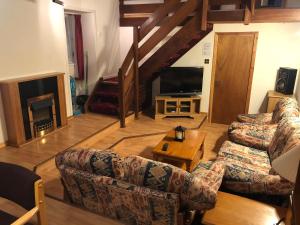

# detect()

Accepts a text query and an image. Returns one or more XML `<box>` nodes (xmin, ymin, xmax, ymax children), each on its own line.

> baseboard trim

<box><xmin>0</xmin><ymin>142</ymin><xmax>7</xmax><ymax>149</ymax></box>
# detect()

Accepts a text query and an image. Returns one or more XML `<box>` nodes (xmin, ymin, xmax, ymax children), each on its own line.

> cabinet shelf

<box><xmin>155</xmin><ymin>96</ymin><xmax>201</xmax><ymax>120</ymax></box>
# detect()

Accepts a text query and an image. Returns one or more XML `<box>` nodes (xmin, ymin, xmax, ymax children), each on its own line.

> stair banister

<box><xmin>201</xmin><ymin>0</ymin><xmax>209</xmax><ymax>30</ymax></box>
<box><xmin>133</xmin><ymin>26</ymin><xmax>140</xmax><ymax>119</ymax></box>
<box><xmin>139</xmin><ymin>0</ymin><xmax>201</xmax><ymax>61</ymax></box>
<box><xmin>139</xmin><ymin>0</ymin><xmax>182</xmax><ymax>41</ymax></box>
<box><xmin>118</xmin><ymin>68</ymin><xmax>126</xmax><ymax>128</ymax></box>
<box><xmin>118</xmin><ymin>0</ymin><xmax>212</xmax><ymax>125</ymax></box>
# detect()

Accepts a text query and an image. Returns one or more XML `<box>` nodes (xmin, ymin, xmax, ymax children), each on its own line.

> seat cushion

<box><xmin>218</xmin><ymin>141</ymin><xmax>293</xmax><ymax>195</ymax></box>
<box><xmin>219</xmin><ymin>141</ymin><xmax>271</xmax><ymax>169</ymax></box>
<box><xmin>237</xmin><ymin>113</ymin><xmax>272</xmax><ymax>124</ymax></box>
<box><xmin>121</xmin><ymin>155</ymin><xmax>225</xmax><ymax>210</ymax></box>
<box><xmin>228</xmin><ymin>123</ymin><xmax>277</xmax><ymax>150</ymax></box>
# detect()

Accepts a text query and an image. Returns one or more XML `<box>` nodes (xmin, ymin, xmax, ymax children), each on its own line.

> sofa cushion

<box><xmin>219</xmin><ymin>141</ymin><xmax>271</xmax><ymax>169</ymax></box>
<box><xmin>59</xmin><ymin>166</ymin><xmax>180</xmax><ymax>225</ymax></box>
<box><xmin>237</xmin><ymin>113</ymin><xmax>272</xmax><ymax>124</ymax></box>
<box><xmin>228</xmin><ymin>123</ymin><xmax>277</xmax><ymax>150</ymax></box>
<box><xmin>218</xmin><ymin>141</ymin><xmax>294</xmax><ymax>195</ymax></box>
<box><xmin>56</xmin><ymin>148</ymin><xmax>121</xmax><ymax>178</ymax></box>
<box><xmin>268</xmin><ymin>117</ymin><xmax>300</xmax><ymax>162</ymax></box>
<box><xmin>121</xmin><ymin>155</ymin><xmax>187</xmax><ymax>193</ymax></box>
<box><xmin>272</xmin><ymin>97</ymin><xmax>299</xmax><ymax>123</ymax></box>
<box><xmin>121</xmin><ymin>155</ymin><xmax>225</xmax><ymax>210</ymax></box>
<box><xmin>228</xmin><ymin>121</ymin><xmax>277</xmax><ymax>132</ymax></box>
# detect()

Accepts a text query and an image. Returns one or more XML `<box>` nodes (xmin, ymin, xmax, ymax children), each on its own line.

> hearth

<box><xmin>27</xmin><ymin>93</ymin><xmax>57</xmax><ymax>138</ymax></box>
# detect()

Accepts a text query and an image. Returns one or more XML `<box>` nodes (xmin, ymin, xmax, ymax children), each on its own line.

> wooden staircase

<box><xmin>86</xmin><ymin>77</ymin><xmax>120</xmax><ymax>115</ymax></box>
<box><xmin>87</xmin><ymin>0</ymin><xmax>300</xmax><ymax>127</ymax></box>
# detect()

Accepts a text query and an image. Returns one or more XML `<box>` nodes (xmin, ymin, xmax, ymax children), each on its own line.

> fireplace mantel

<box><xmin>0</xmin><ymin>72</ymin><xmax>67</xmax><ymax>147</ymax></box>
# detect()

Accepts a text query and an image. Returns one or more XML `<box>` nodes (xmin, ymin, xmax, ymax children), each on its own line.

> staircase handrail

<box><xmin>138</xmin><ymin>0</ymin><xmax>202</xmax><ymax>61</ymax></box>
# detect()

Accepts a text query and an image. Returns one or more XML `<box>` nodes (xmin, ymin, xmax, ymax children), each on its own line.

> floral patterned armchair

<box><xmin>237</xmin><ymin>97</ymin><xmax>299</xmax><ymax>125</ymax></box>
<box><xmin>229</xmin><ymin>97</ymin><xmax>299</xmax><ymax>150</ymax></box>
<box><xmin>217</xmin><ymin>117</ymin><xmax>300</xmax><ymax>196</ymax></box>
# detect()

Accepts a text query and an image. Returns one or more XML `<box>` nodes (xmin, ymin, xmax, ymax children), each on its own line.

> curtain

<box><xmin>65</xmin><ymin>15</ymin><xmax>78</xmax><ymax>78</ymax></box>
<box><xmin>75</xmin><ymin>15</ymin><xmax>84</xmax><ymax>80</ymax></box>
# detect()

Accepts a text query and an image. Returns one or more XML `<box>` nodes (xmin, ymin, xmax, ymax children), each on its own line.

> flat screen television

<box><xmin>159</xmin><ymin>67</ymin><xmax>203</xmax><ymax>96</ymax></box>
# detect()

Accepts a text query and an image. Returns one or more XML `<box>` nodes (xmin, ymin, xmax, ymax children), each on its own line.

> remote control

<box><xmin>162</xmin><ymin>143</ymin><xmax>169</xmax><ymax>151</ymax></box>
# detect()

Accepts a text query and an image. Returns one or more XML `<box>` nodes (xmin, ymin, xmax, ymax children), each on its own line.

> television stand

<box><xmin>155</xmin><ymin>95</ymin><xmax>201</xmax><ymax>120</ymax></box>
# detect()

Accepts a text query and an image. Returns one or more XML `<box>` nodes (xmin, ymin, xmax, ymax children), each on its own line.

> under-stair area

<box><xmin>85</xmin><ymin>0</ymin><xmax>300</xmax><ymax>127</ymax></box>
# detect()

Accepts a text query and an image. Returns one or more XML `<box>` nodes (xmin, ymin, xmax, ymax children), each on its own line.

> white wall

<box><xmin>76</xmin><ymin>13</ymin><xmax>97</xmax><ymax>95</ymax></box>
<box><xmin>120</xmin><ymin>22</ymin><xmax>300</xmax><ymax>114</ymax></box>
<box><xmin>174</xmin><ymin>23</ymin><xmax>300</xmax><ymax>113</ymax></box>
<box><xmin>120</xmin><ymin>27</ymin><xmax>133</xmax><ymax>63</ymax></box>
<box><xmin>0</xmin><ymin>0</ymin><xmax>121</xmax><ymax>145</ymax></box>
<box><xmin>64</xmin><ymin>0</ymin><xmax>121</xmax><ymax>88</ymax></box>
<box><xmin>0</xmin><ymin>0</ymin><xmax>71</xmax><ymax>144</ymax></box>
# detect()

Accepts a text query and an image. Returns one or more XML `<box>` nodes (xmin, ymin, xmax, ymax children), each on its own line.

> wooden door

<box><xmin>210</xmin><ymin>32</ymin><xmax>257</xmax><ymax>124</ymax></box>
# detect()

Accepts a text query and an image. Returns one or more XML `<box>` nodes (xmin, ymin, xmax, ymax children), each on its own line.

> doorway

<box><xmin>64</xmin><ymin>9</ymin><xmax>97</xmax><ymax>114</ymax></box>
<box><xmin>209</xmin><ymin>32</ymin><xmax>258</xmax><ymax>124</ymax></box>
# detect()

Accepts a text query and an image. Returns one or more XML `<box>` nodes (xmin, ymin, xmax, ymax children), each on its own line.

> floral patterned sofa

<box><xmin>228</xmin><ymin>97</ymin><xmax>300</xmax><ymax>150</ymax></box>
<box><xmin>217</xmin><ymin>117</ymin><xmax>300</xmax><ymax>195</ymax></box>
<box><xmin>55</xmin><ymin>149</ymin><xmax>225</xmax><ymax>225</ymax></box>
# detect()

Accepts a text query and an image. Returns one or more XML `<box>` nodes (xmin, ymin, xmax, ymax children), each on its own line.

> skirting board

<box><xmin>0</xmin><ymin>142</ymin><xmax>7</xmax><ymax>149</ymax></box>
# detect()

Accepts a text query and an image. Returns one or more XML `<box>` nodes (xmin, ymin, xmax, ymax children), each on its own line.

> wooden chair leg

<box><xmin>34</xmin><ymin>180</ymin><xmax>48</xmax><ymax>225</ymax></box>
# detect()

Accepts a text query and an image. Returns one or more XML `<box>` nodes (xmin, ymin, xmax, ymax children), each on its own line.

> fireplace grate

<box><xmin>34</xmin><ymin>118</ymin><xmax>54</xmax><ymax>137</ymax></box>
<box><xmin>27</xmin><ymin>93</ymin><xmax>57</xmax><ymax>138</ymax></box>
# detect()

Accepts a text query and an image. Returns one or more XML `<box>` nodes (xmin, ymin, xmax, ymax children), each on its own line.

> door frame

<box><xmin>208</xmin><ymin>32</ymin><xmax>258</xmax><ymax>123</ymax></box>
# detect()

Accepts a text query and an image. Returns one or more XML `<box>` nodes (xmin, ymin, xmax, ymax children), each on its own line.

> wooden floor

<box><xmin>0</xmin><ymin>113</ymin><xmax>118</xmax><ymax>170</ymax></box>
<box><xmin>36</xmin><ymin>114</ymin><xmax>228</xmax><ymax>201</ymax></box>
<box><xmin>0</xmin><ymin>113</ymin><xmax>229</xmax><ymax>225</ymax></box>
<box><xmin>0</xmin><ymin>197</ymin><xmax>123</xmax><ymax>225</ymax></box>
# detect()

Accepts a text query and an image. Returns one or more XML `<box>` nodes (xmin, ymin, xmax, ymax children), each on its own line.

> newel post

<box><xmin>201</xmin><ymin>0</ymin><xmax>208</xmax><ymax>31</ymax></box>
<box><xmin>133</xmin><ymin>26</ymin><xmax>140</xmax><ymax>119</ymax></box>
<box><xmin>118</xmin><ymin>68</ymin><xmax>126</xmax><ymax>128</ymax></box>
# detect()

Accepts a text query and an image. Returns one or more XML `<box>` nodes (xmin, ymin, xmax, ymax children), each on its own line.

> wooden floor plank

<box><xmin>0</xmin><ymin>113</ymin><xmax>118</xmax><ymax>170</ymax></box>
<box><xmin>0</xmin><ymin>197</ymin><xmax>123</xmax><ymax>225</ymax></box>
<box><xmin>0</xmin><ymin>113</ymin><xmax>229</xmax><ymax>225</ymax></box>
<box><xmin>37</xmin><ymin>114</ymin><xmax>229</xmax><ymax>201</ymax></box>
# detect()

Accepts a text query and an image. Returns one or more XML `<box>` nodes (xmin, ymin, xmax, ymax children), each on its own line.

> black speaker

<box><xmin>275</xmin><ymin>67</ymin><xmax>298</xmax><ymax>95</ymax></box>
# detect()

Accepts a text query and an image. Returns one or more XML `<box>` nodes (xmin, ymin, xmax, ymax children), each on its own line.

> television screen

<box><xmin>159</xmin><ymin>67</ymin><xmax>203</xmax><ymax>96</ymax></box>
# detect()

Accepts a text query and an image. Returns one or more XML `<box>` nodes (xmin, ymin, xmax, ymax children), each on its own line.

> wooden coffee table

<box><xmin>152</xmin><ymin>129</ymin><xmax>206</xmax><ymax>172</ymax></box>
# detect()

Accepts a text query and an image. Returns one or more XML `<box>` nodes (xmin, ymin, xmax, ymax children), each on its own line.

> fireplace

<box><xmin>0</xmin><ymin>72</ymin><xmax>67</xmax><ymax>147</ymax></box>
<box><xmin>27</xmin><ymin>93</ymin><xmax>57</xmax><ymax>138</ymax></box>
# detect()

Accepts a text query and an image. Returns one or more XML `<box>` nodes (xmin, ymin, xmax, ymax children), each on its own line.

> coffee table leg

<box><xmin>186</xmin><ymin>161</ymin><xmax>192</xmax><ymax>172</ymax></box>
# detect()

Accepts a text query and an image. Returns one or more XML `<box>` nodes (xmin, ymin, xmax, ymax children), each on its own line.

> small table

<box><xmin>202</xmin><ymin>191</ymin><xmax>287</xmax><ymax>225</ymax></box>
<box><xmin>267</xmin><ymin>90</ymin><xmax>294</xmax><ymax>113</ymax></box>
<box><xmin>152</xmin><ymin>129</ymin><xmax>206</xmax><ymax>172</ymax></box>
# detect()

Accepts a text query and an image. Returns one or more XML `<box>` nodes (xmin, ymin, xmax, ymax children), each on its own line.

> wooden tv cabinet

<box><xmin>155</xmin><ymin>95</ymin><xmax>201</xmax><ymax>120</ymax></box>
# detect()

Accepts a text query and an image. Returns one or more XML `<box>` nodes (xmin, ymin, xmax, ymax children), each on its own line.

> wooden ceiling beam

<box><xmin>210</xmin><ymin>0</ymin><xmax>242</xmax><ymax>6</ymax></box>
<box><xmin>208</xmin><ymin>8</ymin><xmax>300</xmax><ymax>23</ymax></box>
<box><xmin>121</xmin><ymin>8</ymin><xmax>300</xmax><ymax>26</ymax></box>
<box><xmin>251</xmin><ymin>8</ymin><xmax>300</xmax><ymax>23</ymax></box>
<box><xmin>207</xmin><ymin>9</ymin><xmax>245</xmax><ymax>23</ymax></box>
<box><xmin>120</xmin><ymin>4</ymin><xmax>165</xmax><ymax>14</ymax></box>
